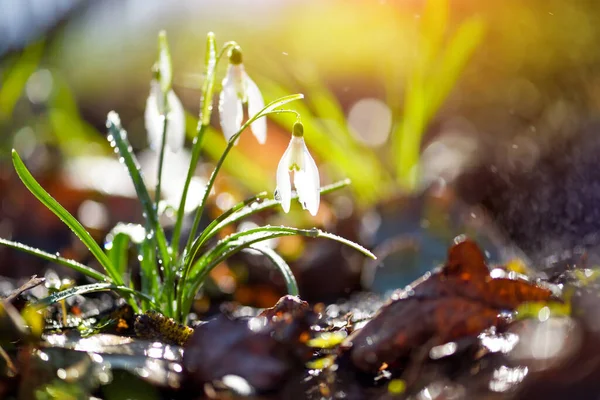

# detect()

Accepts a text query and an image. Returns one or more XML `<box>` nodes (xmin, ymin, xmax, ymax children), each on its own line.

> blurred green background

<box><xmin>3</xmin><ymin>0</ymin><xmax>600</xmax><ymax>205</ymax></box>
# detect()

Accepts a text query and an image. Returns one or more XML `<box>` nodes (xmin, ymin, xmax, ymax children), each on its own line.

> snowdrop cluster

<box><xmin>145</xmin><ymin>44</ymin><xmax>321</xmax><ymax>216</ymax></box>
<box><xmin>1</xmin><ymin>31</ymin><xmax>376</xmax><ymax>324</ymax></box>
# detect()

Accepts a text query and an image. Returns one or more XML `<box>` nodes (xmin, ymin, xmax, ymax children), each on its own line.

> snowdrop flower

<box><xmin>145</xmin><ymin>80</ymin><xmax>185</xmax><ymax>152</ymax></box>
<box><xmin>276</xmin><ymin>122</ymin><xmax>320</xmax><ymax>216</ymax></box>
<box><xmin>218</xmin><ymin>46</ymin><xmax>266</xmax><ymax>144</ymax></box>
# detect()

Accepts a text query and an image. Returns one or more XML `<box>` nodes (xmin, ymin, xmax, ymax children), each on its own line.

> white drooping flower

<box><xmin>218</xmin><ymin>46</ymin><xmax>266</xmax><ymax>144</ymax></box>
<box><xmin>276</xmin><ymin>122</ymin><xmax>320</xmax><ymax>216</ymax></box>
<box><xmin>145</xmin><ymin>80</ymin><xmax>185</xmax><ymax>152</ymax></box>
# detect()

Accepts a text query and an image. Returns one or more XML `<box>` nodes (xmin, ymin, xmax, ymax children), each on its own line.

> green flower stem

<box><xmin>170</xmin><ymin>123</ymin><xmax>206</xmax><ymax>256</ymax></box>
<box><xmin>154</xmin><ymin>92</ymin><xmax>169</xmax><ymax>205</ymax></box>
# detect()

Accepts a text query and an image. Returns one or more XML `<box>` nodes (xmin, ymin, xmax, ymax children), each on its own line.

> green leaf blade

<box><xmin>34</xmin><ymin>283</ymin><xmax>157</xmax><ymax>309</ymax></box>
<box><xmin>106</xmin><ymin>112</ymin><xmax>171</xmax><ymax>269</ymax></box>
<box><xmin>204</xmin><ymin>179</ymin><xmax>352</xmax><ymax>244</ymax></box>
<box><xmin>180</xmin><ymin>224</ymin><xmax>374</xmax><ymax>317</ymax></box>
<box><xmin>246</xmin><ymin>244</ymin><xmax>299</xmax><ymax>296</ymax></box>
<box><xmin>11</xmin><ymin>150</ymin><xmax>120</xmax><ymax>284</ymax></box>
<box><xmin>0</xmin><ymin>237</ymin><xmax>108</xmax><ymax>282</ymax></box>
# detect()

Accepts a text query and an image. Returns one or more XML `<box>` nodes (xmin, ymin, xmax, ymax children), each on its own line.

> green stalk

<box><xmin>170</xmin><ymin>124</ymin><xmax>205</xmax><ymax>256</ymax></box>
<box><xmin>154</xmin><ymin>93</ymin><xmax>169</xmax><ymax>205</ymax></box>
<box><xmin>171</xmin><ymin>33</ymin><xmax>219</xmax><ymax>257</ymax></box>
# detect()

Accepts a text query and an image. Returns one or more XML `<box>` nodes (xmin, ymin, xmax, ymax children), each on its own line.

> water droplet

<box><xmin>308</xmin><ymin>228</ymin><xmax>320</xmax><ymax>237</ymax></box>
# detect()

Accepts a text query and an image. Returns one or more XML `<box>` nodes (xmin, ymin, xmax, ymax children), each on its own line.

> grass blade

<box><xmin>106</xmin><ymin>112</ymin><xmax>171</xmax><ymax>270</ymax></box>
<box><xmin>184</xmin><ymin>192</ymin><xmax>268</xmax><ymax>265</ymax></box>
<box><xmin>11</xmin><ymin>150</ymin><xmax>120</xmax><ymax>284</ymax></box>
<box><xmin>429</xmin><ymin>17</ymin><xmax>485</xmax><ymax>116</ymax></box>
<box><xmin>105</xmin><ymin>232</ymin><xmax>129</xmax><ymax>280</ymax></box>
<box><xmin>180</xmin><ymin>225</ymin><xmax>375</xmax><ymax>317</ymax></box>
<box><xmin>245</xmin><ymin>244</ymin><xmax>298</xmax><ymax>296</ymax></box>
<box><xmin>139</xmin><ymin>236</ymin><xmax>160</xmax><ymax>309</ymax></box>
<box><xmin>0</xmin><ymin>237</ymin><xmax>108</xmax><ymax>282</ymax></box>
<box><xmin>34</xmin><ymin>283</ymin><xmax>157</xmax><ymax>309</ymax></box>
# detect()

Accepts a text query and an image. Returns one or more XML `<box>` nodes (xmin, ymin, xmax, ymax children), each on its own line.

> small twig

<box><xmin>0</xmin><ymin>345</ymin><xmax>17</xmax><ymax>376</ymax></box>
<box><xmin>4</xmin><ymin>275</ymin><xmax>45</xmax><ymax>303</ymax></box>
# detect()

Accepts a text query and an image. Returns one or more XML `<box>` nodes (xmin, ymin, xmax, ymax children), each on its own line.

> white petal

<box><xmin>288</xmin><ymin>136</ymin><xmax>305</xmax><ymax>167</ymax></box>
<box><xmin>276</xmin><ymin>145</ymin><xmax>293</xmax><ymax>213</ymax></box>
<box><xmin>144</xmin><ymin>86</ymin><xmax>163</xmax><ymax>150</ymax></box>
<box><xmin>219</xmin><ymin>71</ymin><xmax>243</xmax><ymax>143</ymax></box>
<box><xmin>158</xmin><ymin>48</ymin><xmax>172</xmax><ymax>93</ymax></box>
<box><xmin>295</xmin><ymin>142</ymin><xmax>320</xmax><ymax>216</ymax></box>
<box><xmin>245</xmin><ymin>74</ymin><xmax>266</xmax><ymax>144</ymax></box>
<box><xmin>165</xmin><ymin>90</ymin><xmax>185</xmax><ymax>151</ymax></box>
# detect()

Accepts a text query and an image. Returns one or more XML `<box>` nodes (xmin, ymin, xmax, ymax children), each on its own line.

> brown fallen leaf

<box><xmin>258</xmin><ymin>295</ymin><xmax>310</xmax><ymax>320</ymax></box>
<box><xmin>183</xmin><ymin>296</ymin><xmax>316</xmax><ymax>393</ymax></box>
<box><xmin>344</xmin><ymin>237</ymin><xmax>554</xmax><ymax>372</ymax></box>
